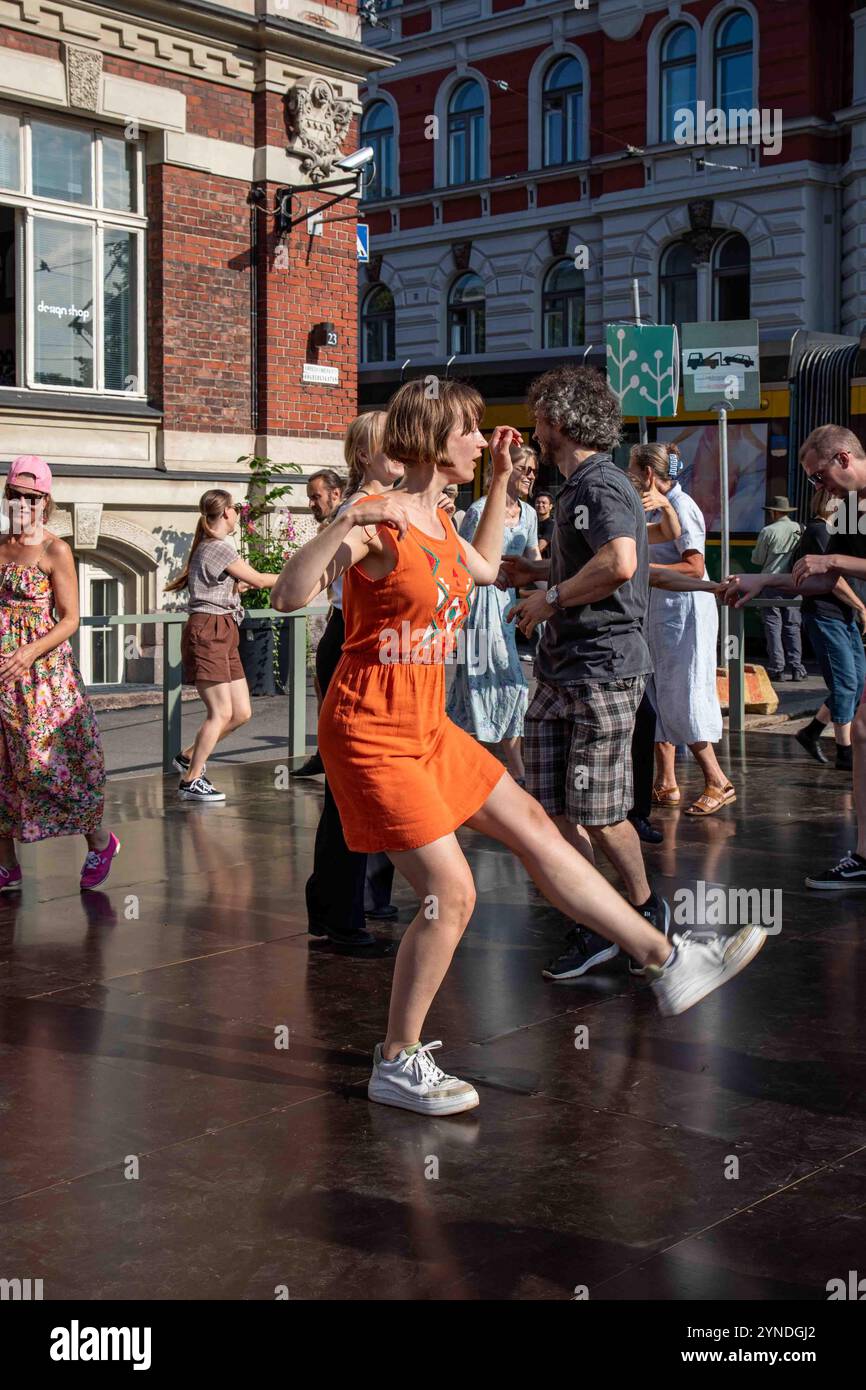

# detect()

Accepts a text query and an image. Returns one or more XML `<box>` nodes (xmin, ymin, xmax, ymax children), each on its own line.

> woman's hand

<box><xmin>488</xmin><ymin>425</ymin><xmax>522</xmax><ymax>481</ymax></box>
<box><xmin>0</xmin><ymin>644</ymin><xmax>37</xmax><ymax>683</ymax></box>
<box><xmin>719</xmin><ymin>573</ymin><xmax>767</xmax><ymax>608</ymax></box>
<box><xmin>348</xmin><ymin>494</ymin><xmax>413</xmax><ymax>540</ymax></box>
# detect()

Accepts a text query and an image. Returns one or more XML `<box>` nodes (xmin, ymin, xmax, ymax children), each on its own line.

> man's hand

<box><xmin>719</xmin><ymin>573</ymin><xmax>767</xmax><ymax>608</ymax></box>
<box><xmin>500</xmin><ymin>555</ymin><xmax>547</xmax><ymax>588</ymax></box>
<box><xmin>792</xmin><ymin>552</ymin><xmax>838</xmax><ymax>586</ymax></box>
<box><xmin>0</xmin><ymin>645</ymin><xmax>37</xmax><ymax>683</ymax></box>
<box><xmin>507</xmin><ymin>588</ymin><xmax>554</xmax><ymax>636</ymax></box>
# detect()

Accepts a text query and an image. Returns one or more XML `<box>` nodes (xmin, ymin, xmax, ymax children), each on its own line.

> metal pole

<box><xmin>287</xmin><ymin>614</ymin><xmax>308</xmax><ymax>762</ymax></box>
<box><xmin>719</xmin><ymin>405</ymin><xmax>731</xmax><ymax>656</ymax></box>
<box><xmin>729</xmin><ymin>604</ymin><xmax>745</xmax><ymax>735</ymax></box>
<box><xmin>632</xmin><ymin>277</ymin><xmax>648</xmax><ymax>445</ymax></box>
<box><xmin>162</xmin><ymin>618</ymin><xmax>183</xmax><ymax>774</ymax></box>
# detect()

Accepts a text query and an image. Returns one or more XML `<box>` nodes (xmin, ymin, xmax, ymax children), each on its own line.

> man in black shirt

<box><xmin>504</xmin><ymin>367</ymin><xmax>667</xmax><ymax>980</ymax></box>
<box><xmin>534</xmin><ymin>492</ymin><xmax>555</xmax><ymax>554</ymax></box>
<box><xmin>724</xmin><ymin>424</ymin><xmax>866</xmax><ymax>889</ymax></box>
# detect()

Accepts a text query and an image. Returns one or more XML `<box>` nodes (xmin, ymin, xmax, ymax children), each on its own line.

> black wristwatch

<box><xmin>546</xmin><ymin>585</ymin><xmax>565</xmax><ymax>613</ymax></box>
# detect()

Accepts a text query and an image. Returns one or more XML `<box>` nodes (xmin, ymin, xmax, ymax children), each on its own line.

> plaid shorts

<box><xmin>524</xmin><ymin>675</ymin><xmax>646</xmax><ymax>827</ymax></box>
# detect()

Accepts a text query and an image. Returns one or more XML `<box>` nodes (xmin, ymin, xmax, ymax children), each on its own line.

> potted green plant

<box><xmin>236</xmin><ymin>453</ymin><xmax>301</xmax><ymax>696</ymax></box>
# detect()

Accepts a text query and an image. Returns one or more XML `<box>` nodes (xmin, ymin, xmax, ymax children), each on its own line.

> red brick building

<box><xmin>0</xmin><ymin>0</ymin><xmax>386</xmax><ymax>682</ymax></box>
<box><xmin>358</xmin><ymin>0</ymin><xmax>866</xmax><ymax>526</ymax></box>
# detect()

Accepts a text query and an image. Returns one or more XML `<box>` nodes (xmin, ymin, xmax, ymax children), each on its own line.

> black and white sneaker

<box><xmin>542</xmin><ymin>926</ymin><xmax>619</xmax><ymax>981</ymax></box>
<box><xmin>178</xmin><ymin>776</ymin><xmax>225</xmax><ymax>803</ymax></box>
<box><xmin>173</xmin><ymin>751</ymin><xmax>208</xmax><ymax>777</ymax></box>
<box><xmin>805</xmin><ymin>852</ymin><xmax>866</xmax><ymax>890</ymax></box>
<box><xmin>629</xmin><ymin>894</ymin><xmax>672</xmax><ymax>976</ymax></box>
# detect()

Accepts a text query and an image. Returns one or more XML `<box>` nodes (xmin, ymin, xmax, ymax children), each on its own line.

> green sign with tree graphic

<box><xmin>605</xmin><ymin>324</ymin><xmax>680</xmax><ymax>418</ymax></box>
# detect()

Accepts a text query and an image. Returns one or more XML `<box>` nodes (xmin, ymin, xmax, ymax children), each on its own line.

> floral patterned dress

<box><xmin>0</xmin><ymin>560</ymin><xmax>105</xmax><ymax>842</ymax></box>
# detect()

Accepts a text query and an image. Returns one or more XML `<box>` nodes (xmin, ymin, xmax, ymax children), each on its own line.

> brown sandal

<box><xmin>652</xmin><ymin>784</ymin><xmax>681</xmax><ymax>807</ymax></box>
<box><xmin>684</xmin><ymin>783</ymin><xmax>737</xmax><ymax>817</ymax></box>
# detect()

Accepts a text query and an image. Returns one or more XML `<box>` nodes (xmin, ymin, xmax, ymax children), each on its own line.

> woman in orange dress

<box><xmin>272</xmin><ymin>380</ymin><xmax>764</xmax><ymax>1117</ymax></box>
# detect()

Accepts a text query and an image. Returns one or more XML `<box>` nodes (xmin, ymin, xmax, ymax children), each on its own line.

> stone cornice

<box><xmin>0</xmin><ymin>0</ymin><xmax>395</xmax><ymax>90</ymax></box>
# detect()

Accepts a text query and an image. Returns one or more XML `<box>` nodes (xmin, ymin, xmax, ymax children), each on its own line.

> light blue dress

<box><xmin>446</xmin><ymin>498</ymin><xmax>538</xmax><ymax>741</ymax></box>
<box><xmin>646</xmin><ymin>482</ymin><xmax>722</xmax><ymax>744</ymax></box>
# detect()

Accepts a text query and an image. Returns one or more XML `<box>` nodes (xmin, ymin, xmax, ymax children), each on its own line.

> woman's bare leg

<box><xmin>188</xmin><ymin>681</ymin><xmax>232</xmax><ymax>781</ymax></box>
<box><xmin>654</xmin><ymin>742</ymin><xmax>678</xmax><ymax>792</ymax></box>
<box><xmin>689</xmin><ymin>741</ymin><xmax>729</xmax><ymax>789</ymax></box>
<box><xmin>383</xmin><ymin>833</ymin><xmax>476</xmax><ymax>1059</ymax></box>
<box><xmin>465</xmin><ymin>774</ymin><xmax>671</xmax><ymax>965</ymax></box>
<box><xmin>498</xmin><ymin>735</ymin><xmax>525</xmax><ymax>780</ymax></box>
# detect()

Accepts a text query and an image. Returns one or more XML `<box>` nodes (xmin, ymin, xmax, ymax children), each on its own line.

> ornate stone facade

<box><xmin>64</xmin><ymin>42</ymin><xmax>101</xmax><ymax>111</ymax></box>
<box><xmin>286</xmin><ymin>78</ymin><xmax>354</xmax><ymax>179</ymax></box>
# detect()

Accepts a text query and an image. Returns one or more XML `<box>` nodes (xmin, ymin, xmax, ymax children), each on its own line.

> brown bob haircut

<box><xmin>384</xmin><ymin>378</ymin><xmax>484</xmax><ymax>468</ymax></box>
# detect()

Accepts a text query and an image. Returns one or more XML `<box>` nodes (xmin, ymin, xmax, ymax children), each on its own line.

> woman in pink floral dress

<box><xmin>0</xmin><ymin>455</ymin><xmax>118</xmax><ymax>891</ymax></box>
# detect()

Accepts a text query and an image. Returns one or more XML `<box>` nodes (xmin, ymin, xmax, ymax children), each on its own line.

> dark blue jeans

<box><xmin>803</xmin><ymin>613</ymin><xmax>866</xmax><ymax>725</ymax></box>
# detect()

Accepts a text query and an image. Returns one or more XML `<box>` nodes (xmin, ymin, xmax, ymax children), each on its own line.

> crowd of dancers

<box><xmin>2</xmin><ymin>370</ymin><xmax>866</xmax><ymax>1114</ymax></box>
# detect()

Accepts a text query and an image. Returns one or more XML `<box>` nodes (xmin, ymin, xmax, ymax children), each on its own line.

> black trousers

<box><xmin>630</xmin><ymin>691</ymin><xmax>656</xmax><ymax>822</ymax></box>
<box><xmin>305</xmin><ymin>609</ymin><xmax>393</xmax><ymax>935</ymax></box>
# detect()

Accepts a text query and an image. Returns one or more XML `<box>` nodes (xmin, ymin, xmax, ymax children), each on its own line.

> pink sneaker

<box><xmin>80</xmin><ymin>832</ymin><xmax>120</xmax><ymax>891</ymax></box>
<box><xmin>0</xmin><ymin>863</ymin><xmax>22</xmax><ymax>892</ymax></box>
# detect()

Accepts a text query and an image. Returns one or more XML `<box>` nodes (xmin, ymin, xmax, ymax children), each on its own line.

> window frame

<box><xmin>659</xmin><ymin>22</ymin><xmax>698</xmax><ymax>143</ymax></box>
<box><xmin>360</xmin><ymin>100</ymin><xmax>396</xmax><ymax>203</ymax></box>
<box><xmin>713</xmin><ymin>8</ymin><xmax>755</xmax><ymax>116</ymax></box>
<box><xmin>541</xmin><ymin>56</ymin><xmax>584</xmax><ymax>169</ymax></box>
<box><xmin>0</xmin><ymin>102</ymin><xmax>146</xmax><ymax>399</ymax></box>
<box><xmin>361</xmin><ymin>283</ymin><xmax>396</xmax><ymax>364</ymax></box>
<box><xmin>447</xmin><ymin>271</ymin><xmax>486</xmax><ymax>357</ymax></box>
<box><xmin>711</xmin><ymin>231</ymin><xmax>751</xmax><ymax>321</ymax></box>
<box><xmin>541</xmin><ymin>259</ymin><xmax>586</xmax><ymax>349</ymax></box>
<box><xmin>447</xmin><ymin>80</ymin><xmax>487</xmax><ymax>186</ymax></box>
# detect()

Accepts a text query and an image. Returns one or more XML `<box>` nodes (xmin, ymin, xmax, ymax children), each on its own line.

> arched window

<box><xmin>713</xmin><ymin>233</ymin><xmax>750</xmax><ymax>320</ymax></box>
<box><xmin>447</xmin><ymin>80</ymin><xmax>486</xmax><ymax>185</ymax></box>
<box><xmin>715</xmin><ymin>10</ymin><xmax>754</xmax><ymax>118</ymax></box>
<box><xmin>360</xmin><ymin>101</ymin><xmax>395</xmax><ymax>201</ymax></box>
<box><xmin>660</xmin><ymin>24</ymin><xmax>697</xmax><ymax>142</ymax></box>
<box><xmin>659</xmin><ymin>241</ymin><xmax>698</xmax><ymax>328</ymax></box>
<box><xmin>542</xmin><ymin>57</ymin><xmax>584</xmax><ymax>167</ymax></box>
<box><xmin>542</xmin><ymin>260</ymin><xmax>585</xmax><ymax>348</ymax></box>
<box><xmin>447</xmin><ymin>272</ymin><xmax>485</xmax><ymax>355</ymax></box>
<box><xmin>361</xmin><ymin>284</ymin><xmax>395</xmax><ymax>362</ymax></box>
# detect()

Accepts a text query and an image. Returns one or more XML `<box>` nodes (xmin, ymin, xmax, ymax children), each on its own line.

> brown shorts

<box><xmin>181</xmin><ymin>612</ymin><xmax>244</xmax><ymax>685</ymax></box>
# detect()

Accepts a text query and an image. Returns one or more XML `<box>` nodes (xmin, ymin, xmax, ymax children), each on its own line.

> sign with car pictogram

<box><xmin>681</xmin><ymin>320</ymin><xmax>760</xmax><ymax>410</ymax></box>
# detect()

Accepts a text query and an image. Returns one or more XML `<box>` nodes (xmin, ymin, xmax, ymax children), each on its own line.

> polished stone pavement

<box><xmin>1</xmin><ymin>734</ymin><xmax>864</xmax><ymax>1301</ymax></box>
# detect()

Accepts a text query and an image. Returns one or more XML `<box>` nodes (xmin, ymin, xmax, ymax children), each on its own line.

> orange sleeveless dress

<box><xmin>318</xmin><ymin>506</ymin><xmax>506</xmax><ymax>852</ymax></box>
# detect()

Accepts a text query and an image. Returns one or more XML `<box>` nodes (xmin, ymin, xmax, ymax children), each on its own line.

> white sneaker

<box><xmin>646</xmin><ymin>927</ymin><xmax>766</xmax><ymax>1017</ymax></box>
<box><xmin>368</xmin><ymin>1041</ymin><xmax>480</xmax><ymax>1116</ymax></box>
<box><xmin>178</xmin><ymin>776</ymin><xmax>225</xmax><ymax>803</ymax></box>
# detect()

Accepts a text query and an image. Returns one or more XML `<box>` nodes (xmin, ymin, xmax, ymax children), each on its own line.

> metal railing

<box><xmin>75</xmin><ymin>596</ymin><xmax>810</xmax><ymax>763</ymax></box>
<box><xmin>78</xmin><ymin>608</ymin><xmax>319</xmax><ymax>773</ymax></box>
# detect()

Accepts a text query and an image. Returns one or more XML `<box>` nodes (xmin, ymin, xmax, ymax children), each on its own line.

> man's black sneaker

<box><xmin>795</xmin><ymin>728</ymin><xmax>829</xmax><ymax>764</ymax></box>
<box><xmin>790</xmin><ymin>668</ymin><xmax>808</xmax><ymax>681</ymax></box>
<box><xmin>836</xmin><ymin>746</ymin><xmax>854</xmax><ymax>772</ymax></box>
<box><xmin>291</xmin><ymin>752</ymin><xmax>325</xmax><ymax>778</ymax></box>
<box><xmin>629</xmin><ymin>895</ymin><xmax>672</xmax><ymax>977</ymax></box>
<box><xmin>805</xmin><ymin>853</ymin><xmax>866</xmax><ymax>890</ymax></box>
<box><xmin>765</xmin><ymin>669</ymin><xmax>784</xmax><ymax>682</ymax></box>
<box><xmin>542</xmin><ymin>926</ymin><xmax>619</xmax><ymax>981</ymax></box>
<box><xmin>628</xmin><ymin>812</ymin><xmax>664</xmax><ymax>844</ymax></box>
<box><xmin>178</xmin><ymin>776</ymin><xmax>225</xmax><ymax>803</ymax></box>
<box><xmin>366</xmin><ymin>904</ymin><xmax>400</xmax><ymax>921</ymax></box>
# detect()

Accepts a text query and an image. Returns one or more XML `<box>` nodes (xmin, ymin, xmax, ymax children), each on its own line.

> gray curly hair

<box><xmin>528</xmin><ymin>367</ymin><xmax>622</xmax><ymax>452</ymax></box>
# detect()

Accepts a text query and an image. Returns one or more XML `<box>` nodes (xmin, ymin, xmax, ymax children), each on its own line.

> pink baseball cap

<box><xmin>8</xmin><ymin>455</ymin><xmax>53</xmax><ymax>493</ymax></box>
